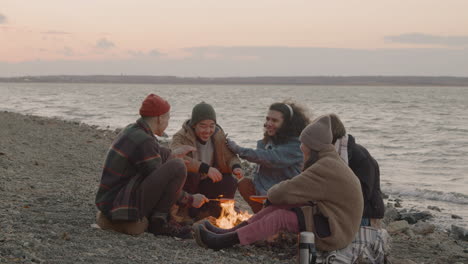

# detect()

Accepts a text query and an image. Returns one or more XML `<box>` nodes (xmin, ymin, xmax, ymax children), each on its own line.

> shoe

<box><xmin>149</xmin><ymin>218</ymin><xmax>192</xmax><ymax>239</ymax></box>
<box><xmin>198</xmin><ymin>219</ymin><xmax>248</xmax><ymax>234</ymax></box>
<box><xmin>192</xmin><ymin>223</ymin><xmax>240</xmax><ymax>250</ymax></box>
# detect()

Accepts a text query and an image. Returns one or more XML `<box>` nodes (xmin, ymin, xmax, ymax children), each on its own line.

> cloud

<box><xmin>95</xmin><ymin>38</ymin><xmax>115</xmax><ymax>50</ymax></box>
<box><xmin>128</xmin><ymin>49</ymin><xmax>163</xmax><ymax>57</ymax></box>
<box><xmin>0</xmin><ymin>13</ymin><xmax>7</xmax><ymax>24</ymax></box>
<box><xmin>385</xmin><ymin>33</ymin><xmax>468</xmax><ymax>46</ymax></box>
<box><xmin>1</xmin><ymin>46</ymin><xmax>468</xmax><ymax>77</ymax></box>
<box><xmin>148</xmin><ymin>49</ymin><xmax>161</xmax><ymax>57</ymax></box>
<box><xmin>61</xmin><ymin>47</ymin><xmax>74</xmax><ymax>56</ymax></box>
<box><xmin>42</xmin><ymin>30</ymin><xmax>71</xmax><ymax>35</ymax></box>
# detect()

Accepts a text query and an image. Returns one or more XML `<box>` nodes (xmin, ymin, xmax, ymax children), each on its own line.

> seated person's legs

<box><xmin>190</xmin><ymin>173</ymin><xmax>238</xmax><ymax>219</ymax></box>
<box><xmin>198</xmin><ymin>173</ymin><xmax>237</xmax><ymax>199</ymax></box>
<box><xmin>236</xmin><ymin>207</ymin><xmax>299</xmax><ymax>245</ymax></box>
<box><xmin>193</xmin><ymin>206</ymin><xmax>300</xmax><ymax>250</ymax></box>
<box><xmin>238</xmin><ymin>177</ymin><xmax>263</xmax><ymax>213</ymax></box>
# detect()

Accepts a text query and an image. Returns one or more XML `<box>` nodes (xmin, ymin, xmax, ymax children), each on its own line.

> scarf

<box><xmin>334</xmin><ymin>134</ymin><xmax>349</xmax><ymax>165</ymax></box>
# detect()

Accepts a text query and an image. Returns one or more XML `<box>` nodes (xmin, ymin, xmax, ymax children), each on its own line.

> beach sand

<box><xmin>1</xmin><ymin>111</ymin><xmax>467</xmax><ymax>264</ymax></box>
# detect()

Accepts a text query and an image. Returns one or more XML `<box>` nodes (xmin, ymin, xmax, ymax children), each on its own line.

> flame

<box><xmin>215</xmin><ymin>200</ymin><xmax>252</xmax><ymax>229</ymax></box>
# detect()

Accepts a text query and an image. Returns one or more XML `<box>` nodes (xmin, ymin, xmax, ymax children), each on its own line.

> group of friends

<box><xmin>95</xmin><ymin>93</ymin><xmax>385</xmax><ymax>253</ymax></box>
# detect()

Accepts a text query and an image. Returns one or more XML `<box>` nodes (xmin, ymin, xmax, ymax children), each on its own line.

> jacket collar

<box><xmin>318</xmin><ymin>144</ymin><xmax>338</xmax><ymax>159</ymax></box>
<box><xmin>136</xmin><ymin>118</ymin><xmax>156</xmax><ymax>139</ymax></box>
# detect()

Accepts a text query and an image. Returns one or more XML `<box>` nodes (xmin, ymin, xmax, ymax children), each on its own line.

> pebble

<box><xmin>451</xmin><ymin>214</ymin><xmax>462</xmax><ymax>219</ymax></box>
<box><xmin>412</xmin><ymin>222</ymin><xmax>436</xmax><ymax>235</ymax></box>
<box><xmin>399</xmin><ymin>211</ymin><xmax>432</xmax><ymax>224</ymax></box>
<box><xmin>427</xmin><ymin>205</ymin><xmax>441</xmax><ymax>212</ymax></box>
<box><xmin>451</xmin><ymin>225</ymin><xmax>468</xmax><ymax>241</ymax></box>
<box><xmin>387</xmin><ymin>220</ymin><xmax>410</xmax><ymax>234</ymax></box>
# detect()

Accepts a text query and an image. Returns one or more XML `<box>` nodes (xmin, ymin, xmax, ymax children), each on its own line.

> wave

<box><xmin>384</xmin><ymin>188</ymin><xmax>468</xmax><ymax>205</ymax></box>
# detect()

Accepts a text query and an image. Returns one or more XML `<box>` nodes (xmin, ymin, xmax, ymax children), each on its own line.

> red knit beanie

<box><xmin>139</xmin><ymin>94</ymin><xmax>171</xmax><ymax>117</ymax></box>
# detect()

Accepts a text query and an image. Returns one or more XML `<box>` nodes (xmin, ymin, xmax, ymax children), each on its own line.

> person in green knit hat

<box><xmin>171</xmin><ymin>102</ymin><xmax>243</xmax><ymax>220</ymax></box>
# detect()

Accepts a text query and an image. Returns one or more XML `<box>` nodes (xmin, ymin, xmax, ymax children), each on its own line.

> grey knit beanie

<box><xmin>299</xmin><ymin>115</ymin><xmax>333</xmax><ymax>151</ymax></box>
<box><xmin>189</xmin><ymin>102</ymin><xmax>217</xmax><ymax>126</ymax></box>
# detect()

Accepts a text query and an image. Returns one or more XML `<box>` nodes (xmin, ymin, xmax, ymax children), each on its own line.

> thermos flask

<box><xmin>299</xmin><ymin>232</ymin><xmax>317</xmax><ymax>264</ymax></box>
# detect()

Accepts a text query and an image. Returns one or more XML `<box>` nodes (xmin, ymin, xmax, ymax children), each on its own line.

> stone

<box><xmin>451</xmin><ymin>225</ymin><xmax>468</xmax><ymax>241</ymax></box>
<box><xmin>383</xmin><ymin>207</ymin><xmax>400</xmax><ymax>224</ymax></box>
<box><xmin>412</xmin><ymin>222</ymin><xmax>436</xmax><ymax>235</ymax></box>
<box><xmin>386</xmin><ymin>220</ymin><xmax>410</xmax><ymax>234</ymax></box>
<box><xmin>399</xmin><ymin>211</ymin><xmax>432</xmax><ymax>224</ymax></box>
<box><xmin>404</xmin><ymin>228</ymin><xmax>415</xmax><ymax>238</ymax></box>
<box><xmin>427</xmin><ymin>205</ymin><xmax>441</xmax><ymax>212</ymax></box>
<box><xmin>451</xmin><ymin>214</ymin><xmax>462</xmax><ymax>219</ymax></box>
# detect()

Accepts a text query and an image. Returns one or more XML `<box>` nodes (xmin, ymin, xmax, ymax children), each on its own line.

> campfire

<box><xmin>215</xmin><ymin>200</ymin><xmax>252</xmax><ymax>229</ymax></box>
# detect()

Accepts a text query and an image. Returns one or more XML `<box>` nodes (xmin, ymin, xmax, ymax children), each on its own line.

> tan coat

<box><xmin>170</xmin><ymin>120</ymin><xmax>240</xmax><ymax>174</ymax></box>
<box><xmin>267</xmin><ymin>145</ymin><xmax>363</xmax><ymax>251</ymax></box>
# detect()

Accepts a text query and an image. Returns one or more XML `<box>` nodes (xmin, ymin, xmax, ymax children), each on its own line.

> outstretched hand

<box><xmin>226</xmin><ymin>138</ymin><xmax>241</xmax><ymax>154</ymax></box>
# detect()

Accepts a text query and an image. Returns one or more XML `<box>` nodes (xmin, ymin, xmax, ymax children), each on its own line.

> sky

<box><xmin>1</xmin><ymin>0</ymin><xmax>468</xmax><ymax>77</ymax></box>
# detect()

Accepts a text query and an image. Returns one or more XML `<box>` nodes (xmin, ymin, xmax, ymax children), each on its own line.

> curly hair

<box><xmin>263</xmin><ymin>100</ymin><xmax>311</xmax><ymax>145</ymax></box>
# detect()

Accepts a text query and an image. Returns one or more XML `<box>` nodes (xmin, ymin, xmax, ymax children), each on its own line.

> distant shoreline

<box><xmin>1</xmin><ymin>75</ymin><xmax>468</xmax><ymax>86</ymax></box>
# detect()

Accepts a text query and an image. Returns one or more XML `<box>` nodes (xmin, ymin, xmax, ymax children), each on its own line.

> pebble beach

<box><xmin>1</xmin><ymin>111</ymin><xmax>467</xmax><ymax>264</ymax></box>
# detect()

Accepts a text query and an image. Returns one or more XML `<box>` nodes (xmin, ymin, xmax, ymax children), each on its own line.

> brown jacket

<box><xmin>170</xmin><ymin>120</ymin><xmax>240</xmax><ymax>174</ymax></box>
<box><xmin>267</xmin><ymin>145</ymin><xmax>363</xmax><ymax>251</ymax></box>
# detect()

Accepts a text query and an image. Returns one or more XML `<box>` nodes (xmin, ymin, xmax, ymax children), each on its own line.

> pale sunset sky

<box><xmin>1</xmin><ymin>0</ymin><xmax>468</xmax><ymax>76</ymax></box>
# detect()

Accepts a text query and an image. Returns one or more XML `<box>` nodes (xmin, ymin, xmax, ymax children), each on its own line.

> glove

<box><xmin>226</xmin><ymin>138</ymin><xmax>241</xmax><ymax>154</ymax></box>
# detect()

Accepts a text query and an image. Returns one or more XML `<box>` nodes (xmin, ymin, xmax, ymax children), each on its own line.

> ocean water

<box><xmin>1</xmin><ymin>82</ymin><xmax>467</xmax><ymax>227</ymax></box>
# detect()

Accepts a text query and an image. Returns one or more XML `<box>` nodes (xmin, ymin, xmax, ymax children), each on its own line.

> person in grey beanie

<box><xmin>171</xmin><ymin>102</ymin><xmax>242</xmax><ymax>220</ymax></box>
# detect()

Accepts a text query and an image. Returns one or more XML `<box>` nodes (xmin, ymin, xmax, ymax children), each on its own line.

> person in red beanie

<box><xmin>95</xmin><ymin>94</ymin><xmax>209</xmax><ymax>239</ymax></box>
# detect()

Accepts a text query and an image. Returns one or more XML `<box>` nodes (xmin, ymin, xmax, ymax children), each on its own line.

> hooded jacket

<box><xmin>267</xmin><ymin>145</ymin><xmax>364</xmax><ymax>251</ymax></box>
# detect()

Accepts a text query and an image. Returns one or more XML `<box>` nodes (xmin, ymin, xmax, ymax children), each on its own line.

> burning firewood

<box><xmin>215</xmin><ymin>200</ymin><xmax>252</xmax><ymax>229</ymax></box>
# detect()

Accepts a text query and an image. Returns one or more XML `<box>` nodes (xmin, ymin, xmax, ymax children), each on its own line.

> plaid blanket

<box><xmin>315</xmin><ymin>227</ymin><xmax>390</xmax><ymax>264</ymax></box>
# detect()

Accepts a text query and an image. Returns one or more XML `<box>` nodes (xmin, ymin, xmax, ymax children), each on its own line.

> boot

<box><xmin>148</xmin><ymin>216</ymin><xmax>192</xmax><ymax>239</ymax></box>
<box><xmin>198</xmin><ymin>219</ymin><xmax>248</xmax><ymax>234</ymax></box>
<box><xmin>193</xmin><ymin>223</ymin><xmax>240</xmax><ymax>250</ymax></box>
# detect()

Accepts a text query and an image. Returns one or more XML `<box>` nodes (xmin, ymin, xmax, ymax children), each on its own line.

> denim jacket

<box><xmin>236</xmin><ymin>137</ymin><xmax>303</xmax><ymax>194</ymax></box>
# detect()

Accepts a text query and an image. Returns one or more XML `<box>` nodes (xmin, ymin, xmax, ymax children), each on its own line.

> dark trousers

<box><xmin>184</xmin><ymin>172</ymin><xmax>238</xmax><ymax>219</ymax></box>
<box><xmin>138</xmin><ymin>159</ymin><xmax>187</xmax><ymax>219</ymax></box>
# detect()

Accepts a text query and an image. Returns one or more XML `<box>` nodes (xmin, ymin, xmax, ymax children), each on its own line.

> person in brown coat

<box><xmin>170</xmin><ymin>102</ymin><xmax>242</xmax><ymax>219</ymax></box>
<box><xmin>192</xmin><ymin>115</ymin><xmax>364</xmax><ymax>252</ymax></box>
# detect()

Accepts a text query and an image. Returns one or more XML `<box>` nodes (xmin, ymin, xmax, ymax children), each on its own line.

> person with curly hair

<box><xmin>226</xmin><ymin>101</ymin><xmax>310</xmax><ymax>213</ymax></box>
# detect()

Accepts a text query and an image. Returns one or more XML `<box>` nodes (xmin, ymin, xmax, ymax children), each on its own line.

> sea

<box><xmin>1</xmin><ymin>82</ymin><xmax>467</xmax><ymax>228</ymax></box>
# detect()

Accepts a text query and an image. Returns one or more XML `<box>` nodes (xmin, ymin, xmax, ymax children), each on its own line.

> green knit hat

<box><xmin>189</xmin><ymin>102</ymin><xmax>217</xmax><ymax>126</ymax></box>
